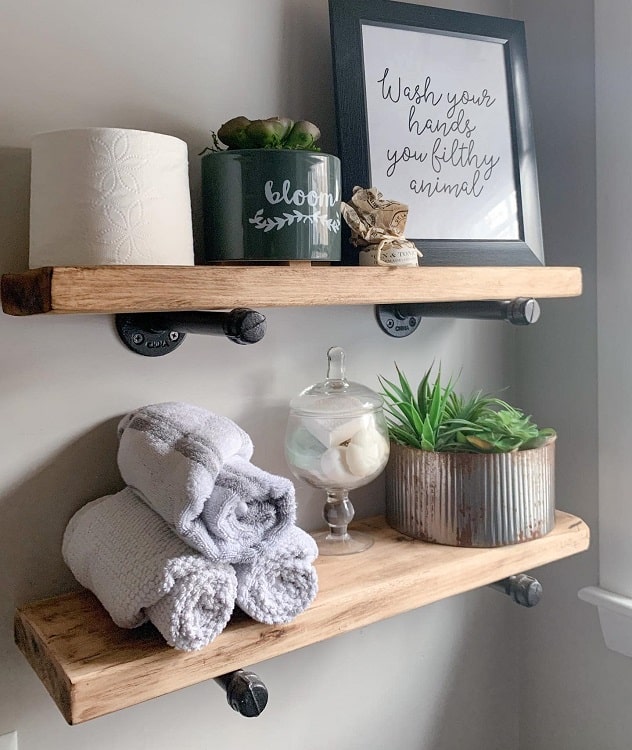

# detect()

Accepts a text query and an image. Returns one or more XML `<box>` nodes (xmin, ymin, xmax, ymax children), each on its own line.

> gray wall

<box><xmin>510</xmin><ymin>1</ymin><xmax>632</xmax><ymax>749</ymax></box>
<box><xmin>0</xmin><ymin>1</ymin><xmax>522</xmax><ymax>749</ymax></box>
<box><xmin>595</xmin><ymin>1</ymin><xmax>632</xmax><ymax>594</ymax></box>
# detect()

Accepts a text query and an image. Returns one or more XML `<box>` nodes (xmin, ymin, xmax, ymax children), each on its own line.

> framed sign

<box><xmin>329</xmin><ymin>0</ymin><xmax>544</xmax><ymax>266</ymax></box>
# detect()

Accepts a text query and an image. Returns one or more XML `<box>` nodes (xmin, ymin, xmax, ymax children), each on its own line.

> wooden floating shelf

<box><xmin>1</xmin><ymin>265</ymin><xmax>582</xmax><ymax>316</ymax></box>
<box><xmin>15</xmin><ymin>512</ymin><xmax>589</xmax><ymax>725</ymax></box>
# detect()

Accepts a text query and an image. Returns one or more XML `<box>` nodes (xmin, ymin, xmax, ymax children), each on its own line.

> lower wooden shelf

<box><xmin>15</xmin><ymin>512</ymin><xmax>589</xmax><ymax>725</ymax></box>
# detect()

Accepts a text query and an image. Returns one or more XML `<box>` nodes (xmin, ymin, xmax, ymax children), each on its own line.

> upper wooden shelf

<box><xmin>1</xmin><ymin>265</ymin><xmax>582</xmax><ymax>316</ymax></box>
<box><xmin>15</xmin><ymin>511</ymin><xmax>589</xmax><ymax>725</ymax></box>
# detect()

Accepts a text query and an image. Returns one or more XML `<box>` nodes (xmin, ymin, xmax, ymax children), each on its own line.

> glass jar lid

<box><xmin>289</xmin><ymin>346</ymin><xmax>383</xmax><ymax>417</ymax></box>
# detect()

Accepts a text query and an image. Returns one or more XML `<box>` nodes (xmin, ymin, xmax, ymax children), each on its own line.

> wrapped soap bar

<box><xmin>319</xmin><ymin>425</ymin><xmax>389</xmax><ymax>483</ymax></box>
<box><xmin>285</xmin><ymin>426</ymin><xmax>328</xmax><ymax>479</ymax></box>
<box><xmin>321</xmin><ymin>446</ymin><xmax>357</xmax><ymax>485</ymax></box>
<box><xmin>345</xmin><ymin>426</ymin><xmax>390</xmax><ymax>477</ymax></box>
<box><xmin>341</xmin><ymin>186</ymin><xmax>423</xmax><ymax>267</ymax></box>
<box><xmin>290</xmin><ymin>418</ymin><xmax>388</xmax><ymax>485</ymax></box>
<box><xmin>300</xmin><ymin>395</ymin><xmax>371</xmax><ymax>447</ymax></box>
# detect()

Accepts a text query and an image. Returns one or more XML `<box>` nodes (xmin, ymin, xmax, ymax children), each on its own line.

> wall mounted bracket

<box><xmin>209</xmin><ymin>581</ymin><xmax>541</xmax><ymax>717</ymax></box>
<box><xmin>375</xmin><ymin>298</ymin><xmax>540</xmax><ymax>338</ymax></box>
<box><xmin>490</xmin><ymin>573</ymin><xmax>543</xmax><ymax>607</ymax></box>
<box><xmin>214</xmin><ymin>668</ymin><xmax>268</xmax><ymax>717</ymax></box>
<box><xmin>115</xmin><ymin>308</ymin><xmax>267</xmax><ymax>356</ymax></box>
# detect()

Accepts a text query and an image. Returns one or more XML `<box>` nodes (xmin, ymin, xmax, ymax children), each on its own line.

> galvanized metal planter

<box><xmin>385</xmin><ymin>440</ymin><xmax>555</xmax><ymax>547</ymax></box>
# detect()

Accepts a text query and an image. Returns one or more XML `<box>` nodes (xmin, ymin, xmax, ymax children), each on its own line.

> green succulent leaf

<box><xmin>283</xmin><ymin>120</ymin><xmax>321</xmax><ymax>150</ymax></box>
<box><xmin>216</xmin><ymin>116</ymin><xmax>252</xmax><ymax>149</ymax></box>
<box><xmin>396</xmin><ymin>363</ymin><xmax>415</xmax><ymax>404</ymax></box>
<box><xmin>378</xmin><ymin>375</ymin><xmax>407</xmax><ymax>405</ymax></box>
<box><xmin>379</xmin><ymin>363</ymin><xmax>554</xmax><ymax>454</ymax></box>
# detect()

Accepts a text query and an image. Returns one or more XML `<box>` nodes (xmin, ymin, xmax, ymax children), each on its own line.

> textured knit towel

<box><xmin>117</xmin><ymin>402</ymin><xmax>296</xmax><ymax>562</ymax></box>
<box><xmin>234</xmin><ymin>525</ymin><xmax>319</xmax><ymax>625</ymax></box>
<box><xmin>62</xmin><ymin>487</ymin><xmax>237</xmax><ymax>651</ymax></box>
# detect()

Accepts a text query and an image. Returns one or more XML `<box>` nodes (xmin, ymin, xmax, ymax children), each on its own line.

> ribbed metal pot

<box><xmin>385</xmin><ymin>440</ymin><xmax>555</xmax><ymax>547</ymax></box>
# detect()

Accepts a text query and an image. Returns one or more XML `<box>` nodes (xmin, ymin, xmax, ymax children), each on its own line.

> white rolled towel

<box><xmin>234</xmin><ymin>526</ymin><xmax>319</xmax><ymax>625</ymax></box>
<box><xmin>117</xmin><ymin>402</ymin><xmax>296</xmax><ymax>562</ymax></box>
<box><xmin>62</xmin><ymin>487</ymin><xmax>237</xmax><ymax>651</ymax></box>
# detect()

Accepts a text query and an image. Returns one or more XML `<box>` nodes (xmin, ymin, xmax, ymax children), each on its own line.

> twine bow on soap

<box><xmin>341</xmin><ymin>186</ymin><xmax>423</xmax><ymax>267</ymax></box>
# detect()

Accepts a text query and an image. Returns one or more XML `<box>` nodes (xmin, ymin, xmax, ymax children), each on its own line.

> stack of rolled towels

<box><xmin>62</xmin><ymin>402</ymin><xmax>319</xmax><ymax>651</ymax></box>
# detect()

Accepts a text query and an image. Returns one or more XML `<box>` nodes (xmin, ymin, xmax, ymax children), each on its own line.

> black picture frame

<box><xmin>329</xmin><ymin>0</ymin><xmax>544</xmax><ymax>266</ymax></box>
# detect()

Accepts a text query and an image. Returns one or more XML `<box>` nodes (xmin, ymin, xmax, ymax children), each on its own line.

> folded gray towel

<box><xmin>62</xmin><ymin>487</ymin><xmax>237</xmax><ymax>651</ymax></box>
<box><xmin>117</xmin><ymin>402</ymin><xmax>296</xmax><ymax>563</ymax></box>
<box><xmin>234</xmin><ymin>525</ymin><xmax>319</xmax><ymax>625</ymax></box>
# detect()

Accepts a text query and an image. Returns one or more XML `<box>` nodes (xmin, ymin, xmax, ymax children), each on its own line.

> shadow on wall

<box><xmin>0</xmin><ymin>417</ymin><xmax>123</xmax><ymax>608</ymax></box>
<box><xmin>279</xmin><ymin>0</ymin><xmax>337</xmax><ymax>155</ymax></box>
<box><xmin>0</xmin><ymin>147</ymin><xmax>30</xmax><ymax>273</ymax></box>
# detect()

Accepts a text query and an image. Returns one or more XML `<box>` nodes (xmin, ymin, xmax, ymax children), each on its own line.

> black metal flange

<box><xmin>375</xmin><ymin>298</ymin><xmax>540</xmax><ymax>338</ymax></box>
<box><xmin>374</xmin><ymin>306</ymin><xmax>423</xmax><ymax>338</ymax></box>
<box><xmin>115</xmin><ymin>308</ymin><xmax>267</xmax><ymax>357</ymax></box>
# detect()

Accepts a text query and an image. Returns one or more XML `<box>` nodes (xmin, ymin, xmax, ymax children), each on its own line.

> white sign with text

<box><xmin>361</xmin><ymin>22</ymin><xmax>519</xmax><ymax>240</ymax></box>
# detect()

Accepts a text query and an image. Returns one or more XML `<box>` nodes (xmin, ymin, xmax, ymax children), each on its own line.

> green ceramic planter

<box><xmin>202</xmin><ymin>150</ymin><xmax>341</xmax><ymax>262</ymax></box>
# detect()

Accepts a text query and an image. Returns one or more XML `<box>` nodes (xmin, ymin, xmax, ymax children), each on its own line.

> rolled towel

<box><xmin>117</xmin><ymin>402</ymin><xmax>296</xmax><ymax>562</ymax></box>
<box><xmin>62</xmin><ymin>487</ymin><xmax>237</xmax><ymax>651</ymax></box>
<box><xmin>204</xmin><ymin>456</ymin><xmax>297</xmax><ymax>554</ymax></box>
<box><xmin>234</xmin><ymin>525</ymin><xmax>319</xmax><ymax>625</ymax></box>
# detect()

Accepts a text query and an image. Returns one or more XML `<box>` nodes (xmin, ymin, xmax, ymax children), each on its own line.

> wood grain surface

<box><xmin>15</xmin><ymin>512</ymin><xmax>589</xmax><ymax>724</ymax></box>
<box><xmin>1</xmin><ymin>265</ymin><xmax>582</xmax><ymax>315</ymax></box>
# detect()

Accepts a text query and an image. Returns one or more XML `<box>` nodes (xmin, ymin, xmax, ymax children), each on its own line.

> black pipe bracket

<box><xmin>375</xmin><ymin>298</ymin><xmax>540</xmax><ymax>338</ymax></box>
<box><xmin>490</xmin><ymin>573</ymin><xmax>543</xmax><ymax>607</ymax></box>
<box><xmin>214</xmin><ymin>669</ymin><xmax>269</xmax><ymax>717</ymax></box>
<box><xmin>115</xmin><ymin>308</ymin><xmax>267</xmax><ymax>357</ymax></box>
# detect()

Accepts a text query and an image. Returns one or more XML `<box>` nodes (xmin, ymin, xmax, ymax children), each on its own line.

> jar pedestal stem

<box><xmin>311</xmin><ymin>489</ymin><xmax>374</xmax><ymax>556</ymax></box>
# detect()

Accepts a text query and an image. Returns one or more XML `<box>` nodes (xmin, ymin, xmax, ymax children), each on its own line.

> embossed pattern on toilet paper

<box><xmin>90</xmin><ymin>130</ymin><xmax>155</xmax><ymax>262</ymax></box>
<box><xmin>29</xmin><ymin>128</ymin><xmax>195</xmax><ymax>267</ymax></box>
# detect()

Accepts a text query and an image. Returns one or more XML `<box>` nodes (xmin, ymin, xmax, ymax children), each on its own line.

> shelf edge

<box><xmin>1</xmin><ymin>265</ymin><xmax>583</xmax><ymax>316</ymax></box>
<box><xmin>1</xmin><ymin>267</ymin><xmax>53</xmax><ymax>315</ymax></box>
<box><xmin>14</xmin><ymin>607</ymin><xmax>74</xmax><ymax>724</ymax></box>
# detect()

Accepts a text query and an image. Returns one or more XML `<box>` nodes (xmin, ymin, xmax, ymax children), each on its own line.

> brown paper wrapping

<box><xmin>341</xmin><ymin>186</ymin><xmax>422</xmax><ymax>266</ymax></box>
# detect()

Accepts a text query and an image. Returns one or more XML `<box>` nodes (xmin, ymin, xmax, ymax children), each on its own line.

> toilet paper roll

<box><xmin>29</xmin><ymin>128</ymin><xmax>195</xmax><ymax>267</ymax></box>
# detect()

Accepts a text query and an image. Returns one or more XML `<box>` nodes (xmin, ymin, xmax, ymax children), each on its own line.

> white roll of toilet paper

<box><xmin>29</xmin><ymin>128</ymin><xmax>195</xmax><ymax>267</ymax></box>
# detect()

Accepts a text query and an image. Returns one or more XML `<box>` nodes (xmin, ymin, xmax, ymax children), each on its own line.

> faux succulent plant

<box><xmin>378</xmin><ymin>364</ymin><xmax>556</xmax><ymax>453</ymax></box>
<box><xmin>203</xmin><ymin>115</ymin><xmax>321</xmax><ymax>153</ymax></box>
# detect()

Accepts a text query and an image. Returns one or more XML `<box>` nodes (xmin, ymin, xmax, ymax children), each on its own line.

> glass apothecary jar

<box><xmin>285</xmin><ymin>347</ymin><xmax>390</xmax><ymax>555</ymax></box>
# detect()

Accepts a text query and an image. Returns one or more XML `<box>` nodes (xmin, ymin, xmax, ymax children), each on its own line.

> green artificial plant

<box><xmin>202</xmin><ymin>115</ymin><xmax>321</xmax><ymax>153</ymax></box>
<box><xmin>379</xmin><ymin>364</ymin><xmax>556</xmax><ymax>453</ymax></box>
